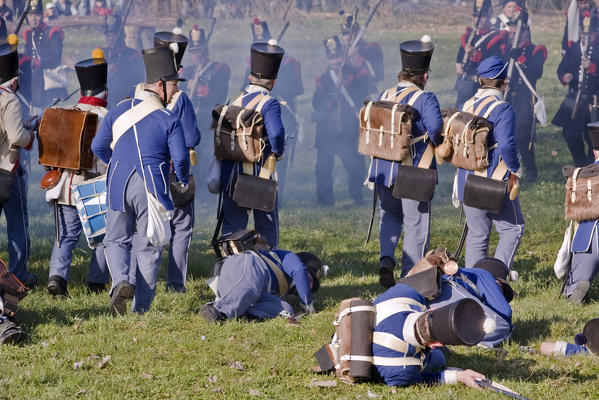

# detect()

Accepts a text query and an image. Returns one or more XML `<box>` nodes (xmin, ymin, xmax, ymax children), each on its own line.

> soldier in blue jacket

<box><xmin>457</xmin><ymin>56</ymin><xmax>524</xmax><ymax>271</ymax></box>
<box><xmin>541</xmin><ymin>318</ymin><xmax>599</xmax><ymax>357</ymax></box>
<box><xmin>429</xmin><ymin>257</ymin><xmax>513</xmax><ymax>348</ymax></box>
<box><xmin>218</xmin><ymin>42</ymin><xmax>286</xmax><ymax>248</ymax></box>
<box><xmin>129</xmin><ymin>32</ymin><xmax>201</xmax><ymax>294</ymax></box>
<box><xmin>91</xmin><ymin>46</ymin><xmax>190</xmax><ymax>316</ymax></box>
<box><xmin>367</xmin><ymin>40</ymin><xmax>443</xmax><ymax>287</ymax></box>
<box><xmin>372</xmin><ymin>284</ymin><xmax>487</xmax><ymax>388</ymax></box>
<box><xmin>200</xmin><ymin>250</ymin><xmax>323</xmax><ymax>323</ymax></box>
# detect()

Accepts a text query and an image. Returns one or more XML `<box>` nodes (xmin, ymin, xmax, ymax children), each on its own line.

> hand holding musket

<box><xmin>460</xmin><ymin>0</ymin><xmax>492</xmax><ymax>80</ymax></box>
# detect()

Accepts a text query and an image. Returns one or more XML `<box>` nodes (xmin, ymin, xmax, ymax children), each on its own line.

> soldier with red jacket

<box><xmin>23</xmin><ymin>0</ymin><xmax>66</xmax><ymax>108</ymax></box>
<box><xmin>455</xmin><ymin>0</ymin><xmax>507</xmax><ymax>107</ymax></box>
<box><xmin>504</xmin><ymin>21</ymin><xmax>546</xmax><ymax>183</ymax></box>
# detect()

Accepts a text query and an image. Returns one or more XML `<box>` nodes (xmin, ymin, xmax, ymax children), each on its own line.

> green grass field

<box><xmin>1</xmin><ymin>9</ymin><xmax>599</xmax><ymax>399</ymax></box>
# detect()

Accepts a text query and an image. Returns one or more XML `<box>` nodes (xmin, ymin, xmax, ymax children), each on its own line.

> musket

<box><xmin>340</xmin><ymin>7</ymin><xmax>359</xmax><ymax>71</ymax></box>
<box><xmin>14</xmin><ymin>1</ymin><xmax>31</xmax><ymax>35</ymax></box>
<box><xmin>503</xmin><ymin>0</ymin><xmax>528</xmax><ymax>101</ymax></box>
<box><xmin>572</xmin><ymin>13</ymin><xmax>592</xmax><ymax>119</ymax></box>
<box><xmin>117</xmin><ymin>0</ymin><xmax>134</xmax><ymax>39</ymax></box>
<box><xmin>189</xmin><ymin>2</ymin><xmax>218</xmax><ymax>105</ymax></box>
<box><xmin>475</xmin><ymin>379</ymin><xmax>530</xmax><ymax>400</ymax></box>
<box><xmin>350</xmin><ymin>0</ymin><xmax>384</xmax><ymax>49</ymax></box>
<box><xmin>459</xmin><ymin>0</ymin><xmax>491</xmax><ymax>80</ymax></box>
<box><xmin>276</xmin><ymin>0</ymin><xmax>295</xmax><ymax>43</ymax></box>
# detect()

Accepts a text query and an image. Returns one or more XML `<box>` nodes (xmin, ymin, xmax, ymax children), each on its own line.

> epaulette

<box><xmin>22</xmin><ymin>29</ymin><xmax>31</xmax><ymax>43</ymax></box>
<box><xmin>532</xmin><ymin>45</ymin><xmax>548</xmax><ymax>61</ymax></box>
<box><xmin>283</xmin><ymin>56</ymin><xmax>301</xmax><ymax>76</ymax></box>
<box><xmin>460</xmin><ymin>31</ymin><xmax>470</xmax><ymax>48</ymax></box>
<box><xmin>48</xmin><ymin>26</ymin><xmax>64</xmax><ymax>40</ymax></box>
<box><xmin>487</xmin><ymin>33</ymin><xmax>504</xmax><ymax>51</ymax></box>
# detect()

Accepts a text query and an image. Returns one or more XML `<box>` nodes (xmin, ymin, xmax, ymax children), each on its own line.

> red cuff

<box><xmin>517</xmin><ymin>55</ymin><xmax>527</xmax><ymax>64</ymax></box>
<box><xmin>588</xmin><ymin>62</ymin><xmax>597</xmax><ymax>75</ymax></box>
<box><xmin>471</xmin><ymin>51</ymin><xmax>482</xmax><ymax>63</ymax></box>
<box><xmin>561</xmin><ymin>75</ymin><xmax>569</xmax><ymax>85</ymax></box>
<box><xmin>25</xmin><ymin>132</ymin><xmax>34</xmax><ymax>150</ymax></box>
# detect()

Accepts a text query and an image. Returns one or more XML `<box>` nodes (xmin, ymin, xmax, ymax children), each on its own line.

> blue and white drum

<box><xmin>71</xmin><ymin>175</ymin><xmax>107</xmax><ymax>248</ymax></box>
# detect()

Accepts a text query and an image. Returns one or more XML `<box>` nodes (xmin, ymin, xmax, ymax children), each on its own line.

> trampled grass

<box><xmin>1</xmin><ymin>10</ymin><xmax>599</xmax><ymax>399</ymax></box>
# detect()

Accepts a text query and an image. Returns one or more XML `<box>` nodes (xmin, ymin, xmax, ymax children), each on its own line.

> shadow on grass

<box><xmin>17</xmin><ymin>303</ymin><xmax>108</xmax><ymax>328</ymax></box>
<box><xmin>448</xmin><ymin>350</ymin><xmax>597</xmax><ymax>384</ymax></box>
<box><xmin>511</xmin><ymin>315</ymin><xmax>565</xmax><ymax>345</ymax></box>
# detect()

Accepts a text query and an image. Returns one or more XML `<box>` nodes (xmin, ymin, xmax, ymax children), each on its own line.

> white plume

<box><xmin>169</xmin><ymin>42</ymin><xmax>179</xmax><ymax>54</ymax></box>
<box><xmin>509</xmin><ymin>270</ymin><xmax>519</xmax><ymax>282</ymax></box>
<box><xmin>421</xmin><ymin>34</ymin><xmax>432</xmax><ymax>43</ymax></box>
<box><xmin>322</xmin><ymin>265</ymin><xmax>330</xmax><ymax>277</ymax></box>
<box><xmin>267</xmin><ymin>38</ymin><xmax>279</xmax><ymax>46</ymax></box>
<box><xmin>483</xmin><ymin>317</ymin><xmax>496</xmax><ymax>334</ymax></box>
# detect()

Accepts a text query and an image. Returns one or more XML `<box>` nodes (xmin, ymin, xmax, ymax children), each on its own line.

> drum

<box><xmin>71</xmin><ymin>175</ymin><xmax>107</xmax><ymax>248</ymax></box>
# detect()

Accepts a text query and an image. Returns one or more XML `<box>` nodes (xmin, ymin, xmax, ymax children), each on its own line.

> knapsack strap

<box><xmin>258</xmin><ymin>252</ymin><xmax>288</xmax><ymax>296</ymax></box>
<box><xmin>111</xmin><ymin>95</ymin><xmax>163</xmax><ymax>149</ymax></box>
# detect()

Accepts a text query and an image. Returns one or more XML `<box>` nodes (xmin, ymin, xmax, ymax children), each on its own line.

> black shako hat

<box><xmin>0</xmin><ymin>44</ymin><xmax>19</xmax><ymax>85</ymax></box>
<box><xmin>588</xmin><ymin>121</ymin><xmax>599</xmax><ymax>149</ymax></box>
<box><xmin>582</xmin><ymin>318</ymin><xmax>599</xmax><ymax>355</ymax></box>
<box><xmin>250</xmin><ymin>42</ymin><xmax>284</xmax><ymax>80</ymax></box>
<box><xmin>297</xmin><ymin>252</ymin><xmax>324</xmax><ymax>293</ymax></box>
<box><xmin>104</xmin><ymin>14</ymin><xmax>122</xmax><ymax>35</ymax></box>
<box><xmin>29</xmin><ymin>0</ymin><xmax>43</xmax><ymax>15</ymax></box>
<box><xmin>323</xmin><ymin>35</ymin><xmax>344</xmax><ymax>59</ymax></box>
<box><xmin>75</xmin><ymin>57</ymin><xmax>108</xmax><ymax>97</ymax></box>
<box><xmin>251</xmin><ymin>19</ymin><xmax>271</xmax><ymax>42</ymax></box>
<box><xmin>400</xmin><ymin>40</ymin><xmax>434</xmax><ymax>73</ymax></box>
<box><xmin>142</xmin><ymin>46</ymin><xmax>184</xmax><ymax>83</ymax></box>
<box><xmin>154</xmin><ymin>31</ymin><xmax>188</xmax><ymax>69</ymax></box>
<box><xmin>473</xmin><ymin>257</ymin><xmax>514</xmax><ymax>302</ymax></box>
<box><xmin>416</xmin><ymin>298</ymin><xmax>486</xmax><ymax>346</ymax></box>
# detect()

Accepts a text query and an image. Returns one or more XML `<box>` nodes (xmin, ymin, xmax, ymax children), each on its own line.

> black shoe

<box><xmin>0</xmin><ymin>319</ymin><xmax>26</xmax><ymax>345</ymax></box>
<box><xmin>47</xmin><ymin>275</ymin><xmax>69</xmax><ymax>298</ymax></box>
<box><xmin>568</xmin><ymin>281</ymin><xmax>591</xmax><ymax>304</ymax></box>
<box><xmin>379</xmin><ymin>256</ymin><xmax>396</xmax><ymax>289</ymax></box>
<box><xmin>22</xmin><ymin>273</ymin><xmax>38</xmax><ymax>290</ymax></box>
<box><xmin>87</xmin><ymin>282</ymin><xmax>107</xmax><ymax>294</ymax></box>
<box><xmin>199</xmin><ymin>302</ymin><xmax>227</xmax><ymax>324</ymax></box>
<box><xmin>109</xmin><ymin>281</ymin><xmax>135</xmax><ymax>316</ymax></box>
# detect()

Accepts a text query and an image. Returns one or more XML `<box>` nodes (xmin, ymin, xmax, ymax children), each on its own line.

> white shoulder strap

<box><xmin>407</xmin><ymin>89</ymin><xmax>424</xmax><ymax>106</ymax></box>
<box><xmin>110</xmin><ymin>95</ymin><xmax>163</xmax><ymax>150</ymax></box>
<box><xmin>482</xmin><ymin>99</ymin><xmax>503</xmax><ymax>118</ymax></box>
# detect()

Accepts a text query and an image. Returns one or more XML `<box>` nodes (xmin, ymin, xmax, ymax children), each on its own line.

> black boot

<box><xmin>199</xmin><ymin>302</ymin><xmax>228</xmax><ymax>324</ymax></box>
<box><xmin>47</xmin><ymin>275</ymin><xmax>69</xmax><ymax>298</ymax></box>
<box><xmin>378</xmin><ymin>256</ymin><xmax>396</xmax><ymax>289</ymax></box>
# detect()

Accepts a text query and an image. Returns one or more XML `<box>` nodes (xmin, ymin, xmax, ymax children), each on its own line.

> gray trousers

<box><xmin>214</xmin><ymin>252</ymin><xmax>293</xmax><ymax>319</ymax></box>
<box><xmin>104</xmin><ymin>173</ymin><xmax>163</xmax><ymax>314</ymax></box>
<box><xmin>377</xmin><ymin>185</ymin><xmax>430</xmax><ymax>276</ymax></box>
<box><xmin>463</xmin><ymin>195</ymin><xmax>525</xmax><ymax>269</ymax></box>
<box><xmin>49</xmin><ymin>204</ymin><xmax>109</xmax><ymax>284</ymax></box>
<box><xmin>166</xmin><ymin>201</ymin><xmax>194</xmax><ymax>292</ymax></box>
<box><xmin>564</xmin><ymin>229</ymin><xmax>599</xmax><ymax>297</ymax></box>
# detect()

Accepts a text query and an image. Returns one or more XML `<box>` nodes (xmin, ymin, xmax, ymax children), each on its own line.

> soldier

<box><xmin>561</xmin><ymin>0</ymin><xmax>594</xmax><ymax>57</ymax></box>
<box><xmin>312</xmin><ymin>35</ymin><xmax>369</xmax><ymax>206</ymax></box>
<box><xmin>130</xmin><ymin>32</ymin><xmax>201</xmax><ymax>293</ymax></box>
<box><xmin>91</xmin><ymin>46</ymin><xmax>190</xmax><ymax>315</ymax></box>
<box><xmin>456</xmin><ymin>56</ymin><xmax>524</xmax><ymax>271</ymax></box>
<box><xmin>0</xmin><ymin>43</ymin><xmax>36</xmax><ymax>288</ymax></box>
<box><xmin>218</xmin><ymin>42</ymin><xmax>286</xmax><ymax>248</ymax></box>
<box><xmin>504</xmin><ymin>21</ymin><xmax>546</xmax><ymax>183</ymax></box>
<box><xmin>243</xmin><ymin>19</ymin><xmax>303</xmax><ymax>198</ymax></box>
<box><xmin>102</xmin><ymin>13</ymin><xmax>144</xmax><ymax>107</ymax></box>
<box><xmin>339</xmin><ymin>10</ymin><xmax>384</xmax><ymax>86</ymax></box>
<box><xmin>540</xmin><ymin>318</ymin><xmax>599</xmax><ymax>357</ymax></box>
<box><xmin>455</xmin><ymin>0</ymin><xmax>507</xmax><ymax>107</ymax></box>
<box><xmin>46</xmin><ymin>52</ymin><xmax>111</xmax><ymax>298</ymax></box>
<box><xmin>200</xmin><ymin>248</ymin><xmax>323</xmax><ymax>323</ymax></box>
<box><xmin>183</xmin><ymin>25</ymin><xmax>230</xmax><ymax>200</ymax></box>
<box><xmin>22</xmin><ymin>0</ymin><xmax>66</xmax><ymax>108</ymax></box>
<box><xmin>491</xmin><ymin>0</ymin><xmax>523</xmax><ymax>31</ymax></box>
<box><xmin>372</xmin><ymin>283</ymin><xmax>488</xmax><ymax>388</ymax></box>
<box><xmin>429</xmin><ymin>257</ymin><xmax>513</xmax><ymax>348</ymax></box>
<box><xmin>367</xmin><ymin>40</ymin><xmax>443</xmax><ymax>286</ymax></box>
<box><xmin>552</xmin><ymin>13</ymin><xmax>599</xmax><ymax>167</ymax></box>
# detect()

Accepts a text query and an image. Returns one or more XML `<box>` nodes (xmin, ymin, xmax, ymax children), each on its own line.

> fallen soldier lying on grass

<box><xmin>200</xmin><ymin>231</ymin><xmax>324</xmax><ymax>323</ymax></box>
<box><xmin>540</xmin><ymin>318</ymin><xmax>599</xmax><ymax>357</ymax></box>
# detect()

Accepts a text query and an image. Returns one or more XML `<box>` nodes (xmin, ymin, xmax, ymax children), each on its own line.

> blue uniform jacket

<box><xmin>457</xmin><ymin>88</ymin><xmax>520</xmax><ymax>201</ymax></box>
<box><xmin>367</xmin><ymin>83</ymin><xmax>443</xmax><ymax>188</ymax></box>
<box><xmin>131</xmin><ymin>86</ymin><xmax>201</xmax><ymax>149</ymax></box>
<box><xmin>259</xmin><ymin>250</ymin><xmax>313</xmax><ymax>307</ymax></box>
<box><xmin>91</xmin><ymin>97</ymin><xmax>190</xmax><ymax>211</ymax></box>
<box><xmin>572</xmin><ymin>161</ymin><xmax>599</xmax><ymax>252</ymax></box>
<box><xmin>373</xmin><ymin>284</ymin><xmax>452</xmax><ymax>387</ymax></box>
<box><xmin>431</xmin><ymin>268</ymin><xmax>512</xmax><ymax>348</ymax></box>
<box><xmin>220</xmin><ymin>85</ymin><xmax>285</xmax><ymax>192</ymax></box>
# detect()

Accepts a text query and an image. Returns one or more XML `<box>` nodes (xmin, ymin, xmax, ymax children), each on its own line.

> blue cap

<box><xmin>477</xmin><ymin>56</ymin><xmax>508</xmax><ymax>79</ymax></box>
